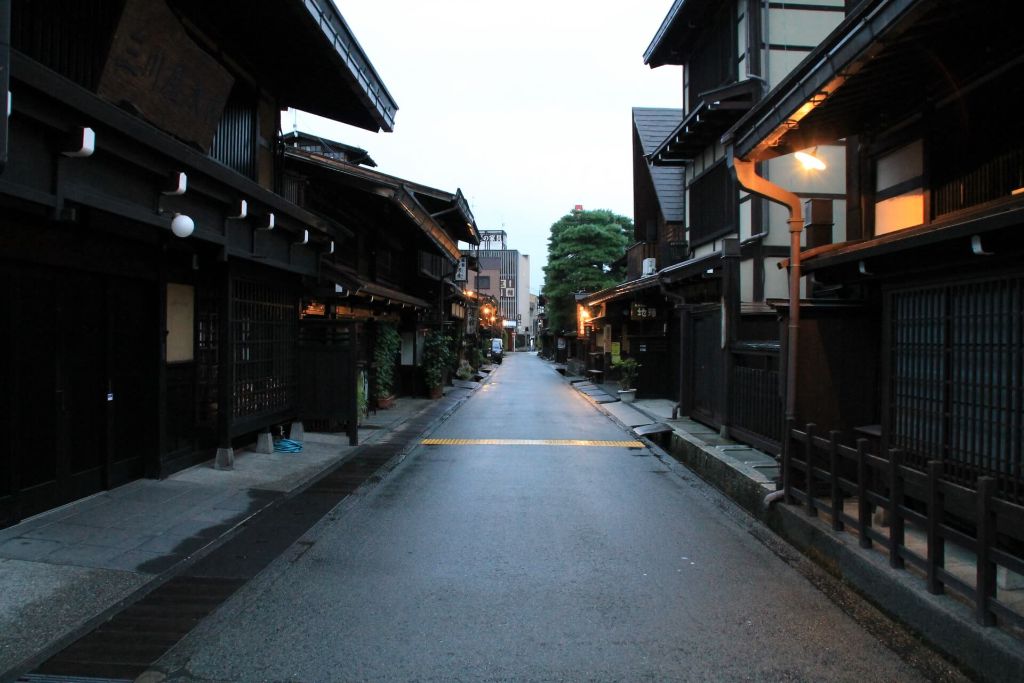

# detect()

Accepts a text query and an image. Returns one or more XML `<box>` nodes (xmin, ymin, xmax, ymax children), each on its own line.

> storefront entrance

<box><xmin>0</xmin><ymin>264</ymin><xmax>158</xmax><ymax>528</ymax></box>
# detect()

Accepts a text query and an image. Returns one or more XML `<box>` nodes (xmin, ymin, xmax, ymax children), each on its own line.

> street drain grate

<box><xmin>18</xmin><ymin>674</ymin><xmax>133</xmax><ymax>683</ymax></box>
<box><xmin>30</xmin><ymin>577</ymin><xmax>244</xmax><ymax>681</ymax></box>
<box><xmin>23</xmin><ymin>398</ymin><xmax>454</xmax><ymax>681</ymax></box>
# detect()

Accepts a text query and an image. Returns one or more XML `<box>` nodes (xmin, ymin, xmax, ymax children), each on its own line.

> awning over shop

<box><xmin>323</xmin><ymin>263</ymin><xmax>432</xmax><ymax>309</ymax></box>
<box><xmin>659</xmin><ymin>251</ymin><xmax>721</xmax><ymax>286</ymax></box>
<box><xmin>782</xmin><ymin>203</ymin><xmax>1024</xmax><ymax>275</ymax></box>
<box><xmin>284</xmin><ymin>147</ymin><xmax>476</xmax><ymax>263</ymax></box>
<box><xmin>651</xmin><ymin>79</ymin><xmax>761</xmax><ymax>165</ymax></box>
<box><xmin>579</xmin><ymin>274</ymin><xmax>661</xmax><ymax>307</ymax></box>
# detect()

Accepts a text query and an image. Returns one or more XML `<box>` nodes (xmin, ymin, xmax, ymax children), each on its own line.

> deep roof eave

<box><xmin>726</xmin><ymin>0</ymin><xmax>920</xmax><ymax>161</ymax></box>
<box><xmin>302</xmin><ymin>0</ymin><xmax>400</xmax><ymax>132</ymax></box>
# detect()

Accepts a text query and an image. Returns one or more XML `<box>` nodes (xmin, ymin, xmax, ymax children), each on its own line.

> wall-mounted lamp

<box><xmin>294</xmin><ymin>229</ymin><xmax>309</xmax><ymax>246</ymax></box>
<box><xmin>231</xmin><ymin>199</ymin><xmax>248</xmax><ymax>219</ymax></box>
<box><xmin>257</xmin><ymin>212</ymin><xmax>275</xmax><ymax>231</ymax></box>
<box><xmin>795</xmin><ymin>147</ymin><xmax>826</xmax><ymax>171</ymax></box>
<box><xmin>63</xmin><ymin>127</ymin><xmax>95</xmax><ymax>157</ymax></box>
<box><xmin>170</xmin><ymin>213</ymin><xmax>195</xmax><ymax>238</ymax></box>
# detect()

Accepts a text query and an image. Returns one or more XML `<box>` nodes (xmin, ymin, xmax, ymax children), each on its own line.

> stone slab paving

<box><xmin>0</xmin><ymin>394</ymin><xmax>445</xmax><ymax>679</ymax></box>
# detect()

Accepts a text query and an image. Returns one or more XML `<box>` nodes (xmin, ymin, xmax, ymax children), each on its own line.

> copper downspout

<box><xmin>729</xmin><ymin>157</ymin><xmax>804</xmax><ymax>421</ymax></box>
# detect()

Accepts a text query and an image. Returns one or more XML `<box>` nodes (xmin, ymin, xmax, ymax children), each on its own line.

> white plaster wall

<box><xmin>739</xmin><ymin>196</ymin><xmax>753</xmax><ymax>241</ymax></box>
<box><xmin>740</xmin><ymin>258</ymin><xmax>755</xmax><ymax>303</ymax></box>
<box><xmin>764</xmin><ymin>257</ymin><xmax>803</xmax><ymax>300</ymax></box>
<box><xmin>766</xmin><ymin>50</ymin><xmax>804</xmax><ymax>90</ymax></box>
<box><xmin>763</xmin><ymin>199</ymin><xmax>847</xmax><ymax>247</ymax></box>
<box><xmin>768</xmin><ymin>7</ymin><xmax>844</xmax><ymax>48</ymax></box>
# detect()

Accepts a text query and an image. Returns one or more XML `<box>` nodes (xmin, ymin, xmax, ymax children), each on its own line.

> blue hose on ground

<box><xmin>274</xmin><ymin>438</ymin><xmax>303</xmax><ymax>453</ymax></box>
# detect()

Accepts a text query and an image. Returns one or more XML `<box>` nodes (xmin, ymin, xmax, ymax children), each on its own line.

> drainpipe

<box><xmin>0</xmin><ymin>0</ymin><xmax>10</xmax><ymax>174</ymax></box>
<box><xmin>729</xmin><ymin>157</ymin><xmax>803</xmax><ymax>423</ymax></box>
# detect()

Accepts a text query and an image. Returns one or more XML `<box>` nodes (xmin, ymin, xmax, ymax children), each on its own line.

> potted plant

<box><xmin>612</xmin><ymin>357</ymin><xmax>640</xmax><ymax>403</ymax></box>
<box><xmin>421</xmin><ymin>329</ymin><xmax>452</xmax><ymax>399</ymax></box>
<box><xmin>373</xmin><ymin>323</ymin><xmax>401</xmax><ymax>409</ymax></box>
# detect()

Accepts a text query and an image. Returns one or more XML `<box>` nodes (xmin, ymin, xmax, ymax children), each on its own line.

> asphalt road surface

<box><xmin>153</xmin><ymin>353</ymin><xmax>937</xmax><ymax>682</ymax></box>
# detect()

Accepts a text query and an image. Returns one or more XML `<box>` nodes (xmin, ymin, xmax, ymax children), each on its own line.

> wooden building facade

<box><xmin>639</xmin><ymin>0</ymin><xmax>848</xmax><ymax>449</ymax></box>
<box><xmin>726</xmin><ymin>0</ymin><xmax>1024</xmax><ymax>632</ymax></box>
<box><xmin>0</xmin><ymin>0</ymin><xmax>449</xmax><ymax>529</ymax></box>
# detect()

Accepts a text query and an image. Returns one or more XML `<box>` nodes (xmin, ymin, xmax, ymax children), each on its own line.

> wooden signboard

<box><xmin>98</xmin><ymin>0</ymin><xmax>235</xmax><ymax>151</ymax></box>
<box><xmin>630</xmin><ymin>302</ymin><xmax>658</xmax><ymax>320</ymax></box>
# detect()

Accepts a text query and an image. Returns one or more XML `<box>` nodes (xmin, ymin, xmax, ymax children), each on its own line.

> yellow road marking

<box><xmin>421</xmin><ymin>438</ymin><xmax>644</xmax><ymax>448</ymax></box>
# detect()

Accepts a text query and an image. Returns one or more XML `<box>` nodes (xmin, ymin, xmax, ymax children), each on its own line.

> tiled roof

<box><xmin>633</xmin><ymin>108</ymin><xmax>686</xmax><ymax>223</ymax></box>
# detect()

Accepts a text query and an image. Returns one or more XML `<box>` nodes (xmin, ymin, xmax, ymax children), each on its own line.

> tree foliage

<box><xmin>541</xmin><ymin>209</ymin><xmax>632</xmax><ymax>333</ymax></box>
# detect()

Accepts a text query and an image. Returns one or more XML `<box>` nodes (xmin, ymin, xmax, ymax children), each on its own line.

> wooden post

<box><xmin>805</xmin><ymin>423</ymin><xmax>818</xmax><ymax>517</ymax></box>
<box><xmin>153</xmin><ymin>255</ymin><xmax>168</xmax><ymax>479</ymax></box>
<box><xmin>347</xmin><ymin>322</ymin><xmax>359</xmax><ymax>447</ymax></box>
<box><xmin>782</xmin><ymin>418</ymin><xmax>794</xmax><ymax>505</ymax></box>
<box><xmin>926</xmin><ymin>460</ymin><xmax>945</xmax><ymax>595</ymax></box>
<box><xmin>856</xmin><ymin>439</ymin><xmax>872</xmax><ymax>549</ymax></box>
<box><xmin>889</xmin><ymin>448</ymin><xmax>905</xmax><ymax>569</ymax></box>
<box><xmin>976</xmin><ymin>476</ymin><xmax>997</xmax><ymax>626</ymax></box>
<box><xmin>215</xmin><ymin>266</ymin><xmax>234</xmax><ymax>470</ymax></box>
<box><xmin>829</xmin><ymin>430</ymin><xmax>843</xmax><ymax>531</ymax></box>
<box><xmin>720</xmin><ymin>238</ymin><xmax>741</xmax><ymax>437</ymax></box>
<box><xmin>674</xmin><ymin>305</ymin><xmax>695</xmax><ymax>416</ymax></box>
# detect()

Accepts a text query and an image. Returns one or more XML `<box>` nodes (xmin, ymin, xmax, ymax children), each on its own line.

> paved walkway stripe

<box><xmin>421</xmin><ymin>438</ymin><xmax>644</xmax><ymax>448</ymax></box>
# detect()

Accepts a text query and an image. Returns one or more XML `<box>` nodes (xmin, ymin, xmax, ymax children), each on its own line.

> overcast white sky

<box><xmin>294</xmin><ymin>1</ymin><xmax>681</xmax><ymax>294</ymax></box>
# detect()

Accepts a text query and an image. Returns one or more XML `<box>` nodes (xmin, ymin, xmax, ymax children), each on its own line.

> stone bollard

<box><xmin>255</xmin><ymin>430</ymin><xmax>274</xmax><ymax>454</ymax></box>
<box><xmin>215</xmin><ymin>447</ymin><xmax>234</xmax><ymax>470</ymax></box>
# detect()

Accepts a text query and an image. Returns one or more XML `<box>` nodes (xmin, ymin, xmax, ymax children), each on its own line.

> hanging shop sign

<box><xmin>455</xmin><ymin>257</ymin><xmax>468</xmax><ymax>282</ymax></box>
<box><xmin>301</xmin><ymin>299</ymin><xmax>327</xmax><ymax>318</ymax></box>
<box><xmin>98</xmin><ymin>0</ymin><xmax>235</xmax><ymax>151</ymax></box>
<box><xmin>630</xmin><ymin>302</ymin><xmax>658</xmax><ymax>320</ymax></box>
<box><xmin>334</xmin><ymin>304</ymin><xmax>399</xmax><ymax>322</ymax></box>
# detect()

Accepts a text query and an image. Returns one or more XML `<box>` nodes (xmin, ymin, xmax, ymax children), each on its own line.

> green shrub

<box><xmin>421</xmin><ymin>329</ymin><xmax>453</xmax><ymax>389</ymax></box>
<box><xmin>374</xmin><ymin>323</ymin><xmax>401</xmax><ymax>398</ymax></box>
<box><xmin>612</xmin><ymin>357</ymin><xmax>640</xmax><ymax>391</ymax></box>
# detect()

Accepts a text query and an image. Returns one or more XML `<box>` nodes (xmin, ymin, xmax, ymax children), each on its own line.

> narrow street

<box><xmin>150</xmin><ymin>353</ymin><xmax>928</xmax><ymax>682</ymax></box>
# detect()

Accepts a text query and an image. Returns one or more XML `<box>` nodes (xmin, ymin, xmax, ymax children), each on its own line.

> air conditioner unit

<box><xmin>641</xmin><ymin>257</ymin><xmax>657</xmax><ymax>276</ymax></box>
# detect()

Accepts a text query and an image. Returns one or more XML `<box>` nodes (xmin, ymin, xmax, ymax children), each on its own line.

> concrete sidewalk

<box><xmin>557</xmin><ymin>360</ymin><xmax>1024</xmax><ymax>682</ymax></box>
<box><xmin>0</xmin><ymin>377</ymin><xmax>488</xmax><ymax>682</ymax></box>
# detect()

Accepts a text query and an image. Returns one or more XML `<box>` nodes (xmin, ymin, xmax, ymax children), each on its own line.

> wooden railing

<box><xmin>728</xmin><ymin>343</ymin><xmax>782</xmax><ymax>455</ymax></box>
<box><xmin>785</xmin><ymin>421</ymin><xmax>1024</xmax><ymax>630</ymax></box>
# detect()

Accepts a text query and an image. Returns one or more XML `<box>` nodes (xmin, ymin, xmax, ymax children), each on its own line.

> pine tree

<box><xmin>541</xmin><ymin>209</ymin><xmax>632</xmax><ymax>333</ymax></box>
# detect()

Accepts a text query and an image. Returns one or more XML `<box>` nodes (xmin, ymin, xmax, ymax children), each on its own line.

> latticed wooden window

<box><xmin>688</xmin><ymin>163</ymin><xmax>735</xmax><ymax>247</ymax></box>
<box><xmin>211</xmin><ymin>87</ymin><xmax>258</xmax><ymax>180</ymax></box>
<box><xmin>231</xmin><ymin>278</ymin><xmax>297</xmax><ymax>421</ymax></box>
<box><xmin>888</xmin><ymin>277</ymin><xmax>1024</xmax><ymax>501</ymax></box>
